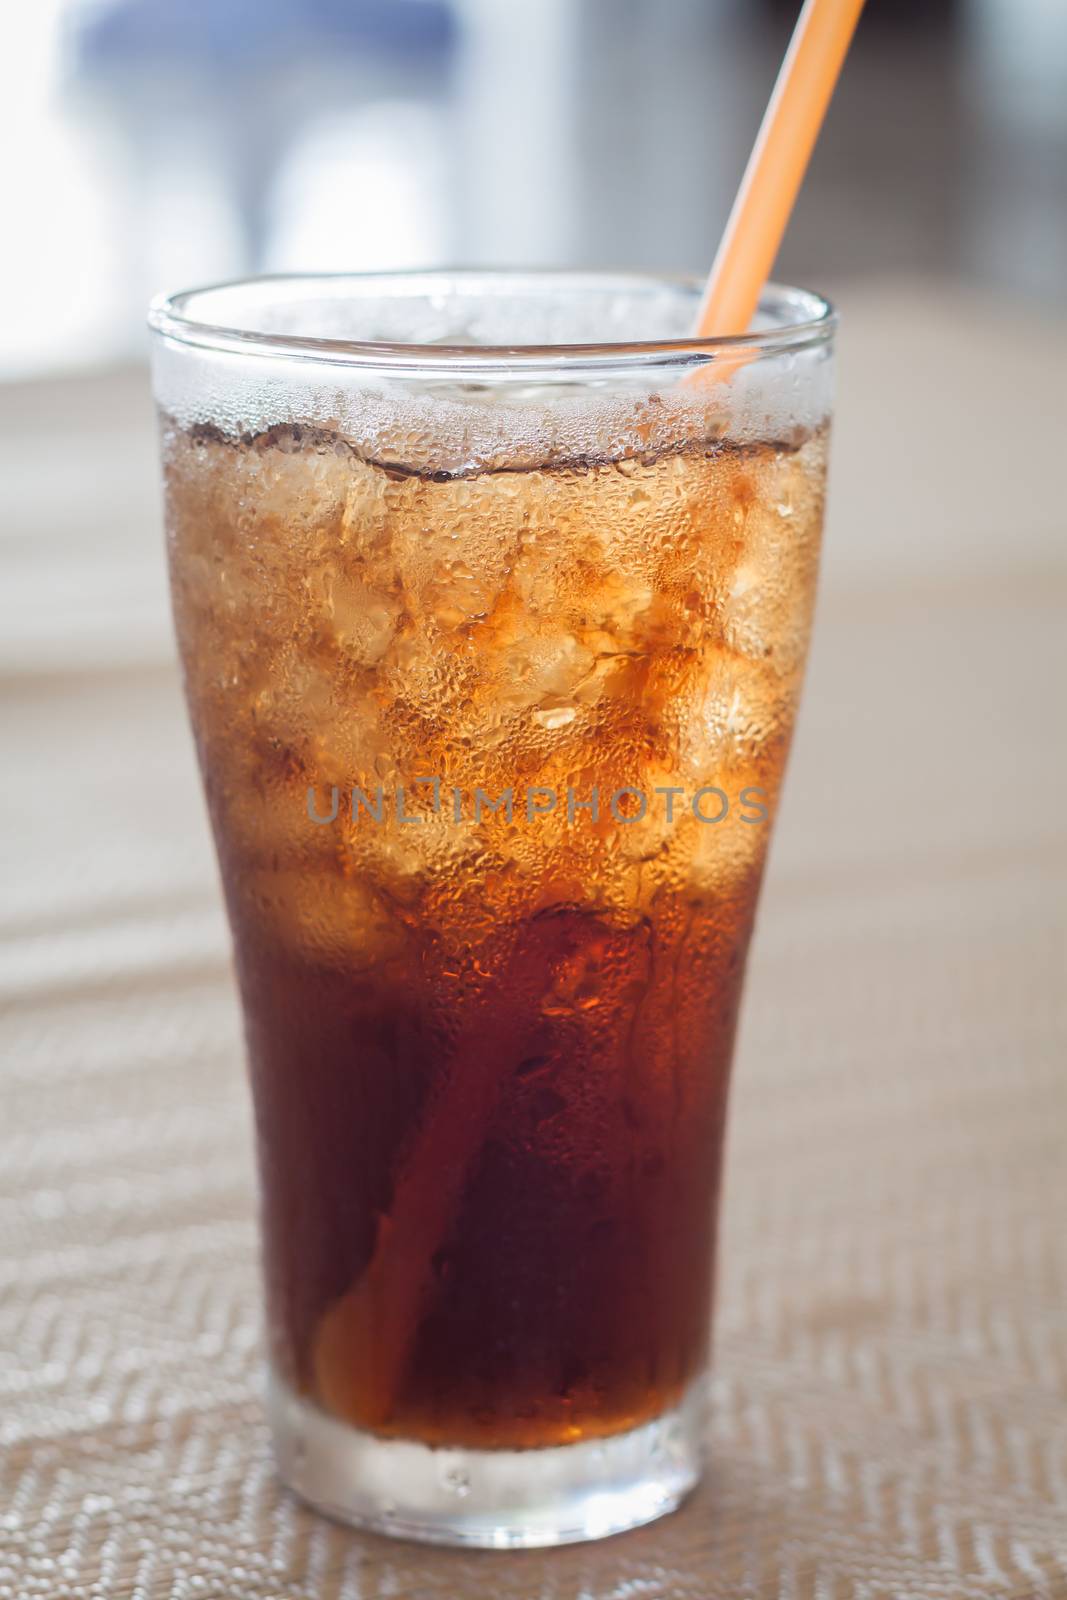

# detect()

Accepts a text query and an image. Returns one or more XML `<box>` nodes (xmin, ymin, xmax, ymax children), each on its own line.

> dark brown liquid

<box><xmin>239</xmin><ymin>882</ymin><xmax>750</xmax><ymax>1447</ymax></box>
<box><xmin>163</xmin><ymin>413</ymin><xmax>825</xmax><ymax>1447</ymax></box>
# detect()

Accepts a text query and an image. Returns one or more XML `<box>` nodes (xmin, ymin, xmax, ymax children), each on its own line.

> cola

<box><xmin>162</xmin><ymin>409</ymin><xmax>826</xmax><ymax>1450</ymax></box>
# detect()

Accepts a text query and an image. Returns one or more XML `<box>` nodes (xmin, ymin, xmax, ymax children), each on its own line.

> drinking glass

<box><xmin>149</xmin><ymin>271</ymin><xmax>835</xmax><ymax>1546</ymax></box>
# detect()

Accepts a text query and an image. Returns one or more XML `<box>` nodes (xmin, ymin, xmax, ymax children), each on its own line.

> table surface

<box><xmin>2</xmin><ymin>281</ymin><xmax>1066</xmax><ymax>1600</ymax></box>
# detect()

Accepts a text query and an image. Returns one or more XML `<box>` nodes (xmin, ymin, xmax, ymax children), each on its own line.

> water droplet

<box><xmin>442</xmin><ymin>1466</ymin><xmax>471</xmax><ymax>1498</ymax></box>
<box><xmin>534</xmin><ymin>705</ymin><xmax>576</xmax><ymax>730</ymax></box>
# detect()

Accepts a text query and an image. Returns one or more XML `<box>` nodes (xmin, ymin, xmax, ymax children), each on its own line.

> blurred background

<box><xmin>2</xmin><ymin>0</ymin><xmax>1066</xmax><ymax>376</ymax></box>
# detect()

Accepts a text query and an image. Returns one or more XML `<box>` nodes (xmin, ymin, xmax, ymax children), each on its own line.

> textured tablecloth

<box><xmin>2</xmin><ymin>282</ymin><xmax>1066</xmax><ymax>1599</ymax></box>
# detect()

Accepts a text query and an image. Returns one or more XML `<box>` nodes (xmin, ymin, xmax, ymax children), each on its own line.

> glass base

<box><xmin>268</xmin><ymin>1369</ymin><xmax>705</xmax><ymax>1548</ymax></box>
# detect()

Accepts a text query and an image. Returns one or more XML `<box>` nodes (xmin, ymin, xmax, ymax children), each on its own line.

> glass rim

<box><xmin>147</xmin><ymin>269</ymin><xmax>836</xmax><ymax>374</ymax></box>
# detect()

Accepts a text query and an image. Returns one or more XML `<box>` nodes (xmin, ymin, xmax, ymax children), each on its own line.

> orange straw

<box><xmin>696</xmin><ymin>0</ymin><xmax>866</xmax><ymax>341</ymax></box>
